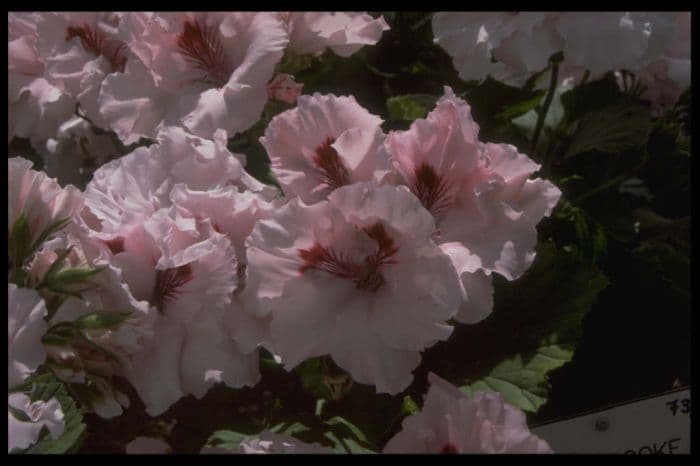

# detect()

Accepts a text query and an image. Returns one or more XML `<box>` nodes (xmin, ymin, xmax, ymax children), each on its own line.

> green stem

<box><xmin>531</xmin><ymin>57</ymin><xmax>561</xmax><ymax>154</ymax></box>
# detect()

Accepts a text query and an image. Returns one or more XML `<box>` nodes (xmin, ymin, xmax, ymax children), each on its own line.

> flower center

<box><xmin>313</xmin><ymin>137</ymin><xmax>351</xmax><ymax>191</ymax></box>
<box><xmin>298</xmin><ymin>222</ymin><xmax>398</xmax><ymax>292</ymax></box>
<box><xmin>176</xmin><ymin>19</ymin><xmax>232</xmax><ymax>88</ymax></box>
<box><xmin>151</xmin><ymin>264</ymin><xmax>193</xmax><ymax>312</ymax></box>
<box><xmin>440</xmin><ymin>443</ymin><xmax>459</xmax><ymax>454</ymax></box>
<box><xmin>104</xmin><ymin>237</ymin><xmax>124</xmax><ymax>255</ymax></box>
<box><xmin>412</xmin><ymin>163</ymin><xmax>454</xmax><ymax>220</ymax></box>
<box><xmin>65</xmin><ymin>23</ymin><xmax>127</xmax><ymax>73</ymax></box>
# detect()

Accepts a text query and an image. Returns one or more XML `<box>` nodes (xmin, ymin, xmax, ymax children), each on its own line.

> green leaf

<box><xmin>29</xmin><ymin>217</ymin><xmax>72</xmax><ymax>255</ymax></box>
<box><xmin>460</xmin><ymin>344</ymin><xmax>574</xmax><ymax>412</ymax></box>
<box><xmin>324</xmin><ymin>416</ymin><xmax>375</xmax><ymax>454</ymax></box>
<box><xmin>9</xmin><ymin>214</ymin><xmax>32</xmax><ymax>268</ymax></box>
<box><xmin>17</xmin><ymin>372</ymin><xmax>87</xmax><ymax>454</ymax></box>
<box><xmin>74</xmin><ymin>311</ymin><xmax>132</xmax><ymax>330</ymax></box>
<box><xmin>496</xmin><ymin>92</ymin><xmax>544</xmax><ymax>121</ymax></box>
<box><xmin>204</xmin><ymin>429</ymin><xmax>249</xmax><ymax>450</ymax></box>
<box><xmin>326</xmin><ymin>416</ymin><xmax>369</xmax><ymax>443</ymax></box>
<box><xmin>41</xmin><ymin>323</ymin><xmax>79</xmax><ymax>345</ymax></box>
<box><xmin>42</xmin><ymin>265</ymin><xmax>105</xmax><ymax>298</ymax></box>
<box><xmin>618</xmin><ymin>177</ymin><xmax>654</xmax><ymax>201</ymax></box>
<box><xmin>456</xmin><ymin>244</ymin><xmax>608</xmax><ymax>412</ymax></box>
<box><xmin>315</xmin><ymin>398</ymin><xmax>326</xmax><ymax>417</ymax></box>
<box><xmin>421</xmin><ymin>242</ymin><xmax>608</xmax><ymax>414</ymax></box>
<box><xmin>512</xmin><ymin>109</ymin><xmax>539</xmax><ymax>141</ymax></box>
<box><xmin>325</xmin><ymin>432</ymin><xmax>375</xmax><ymax>454</ymax></box>
<box><xmin>48</xmin><ymin>266</ymin><xmax>104</xmax><ymax>287</ymax></box>
<box><xmin>563</xmin><ymin>103</ymin><xmax>650</xmax><ymax>159</ymax></box>
<box><xmin>560</xmin><ymin>73</ymin><xmax>625</xmax><ymax>122</ymax></box>
<box><xmin>277</xmin><ymin>51</ymin><xmax>317</xmax><ymax>75</ymax></box>
<box><xmin>8</xmin><ymin>404</ymin><xmax>32</xmax><ymax>422</ymax></box>
<box><xmin>386</xmin><ymin>95</ymin><xmax>432</xmax><ymax>121</ymax></box>
<box><xmin>512</xmin><ymin>87</ymin><xmax>565</xmax><ymax>141</ymax></box>
<box><xmin>296</xmin><ymin>358</ymin><xmax>331</xmax><ymax>400</ymax></box>
<box><xmin>272</xmin><ymin>421</ymin><xmax>311</xmax><ymax>437</ymax></box>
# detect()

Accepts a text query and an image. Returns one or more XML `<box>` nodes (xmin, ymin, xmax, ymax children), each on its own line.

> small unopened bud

<box><xmin>267</xmin><ymin>74</ymin><xmax>303</xmax><ymax>104</ymax></box>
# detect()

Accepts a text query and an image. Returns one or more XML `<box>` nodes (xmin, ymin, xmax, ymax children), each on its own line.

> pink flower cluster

<box><xmin>7</xmin><ymin>85</ymin><xmax>559</xmax><ymax>420</ymax></box>
<box><xmin>244</xmin><ymin>87</ymin><xmax>560</xmax><ymax>393</ymax></box>
<box><xmin>8</xmin><ymin>12</ymin><xmax>389</xmax><ymax>149</ymax></box>
<box><xmin>8</xmin><ymin>12</ymin><xmax>560</xmax><ymax>454</ymax></box>
<box><xmin>433</xmin><ymin>12</ymin><xmax>690</xmax><ymax>107</ymax></box>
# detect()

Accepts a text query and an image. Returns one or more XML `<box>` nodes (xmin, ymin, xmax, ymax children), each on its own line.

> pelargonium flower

<box><xmin>385</xmin><ymin>87</ymin><xmax>561</xmax><ymax>324</ymax></box>
<box><xmin>282</xmin><ymin>12</ymin><xmax>390</xmax><ymax>58</ymax></box>
<box><xmin>79</xmin><ymin>126</ymin><xmax>278</xmax><ymax>414</ymax></box>
<box><xmin>383</xmin><ymin>373</ymin><xmax>552</xmax><ymax>454</ymax></box>
<box><xmin>554</xmin><ymin>12</ymin><xmax>653</xmax><ymax>80</ymax></box>
<box><xmin>84</xmin><ymin>206</ymin><xmax>257</xmax><ymax>416</ymax></box>
<box><xmin>8</xmin><ymin>13</ymin><xmax>74</xmax><ymax>148</ymax></box>
<box><xmin>633</xmin><ymin>12</ymin><xmax>690</xmax><ymax>109</ymax></box>
<box><xmin>8</xmin><ymin>157</ymin><xmax>83</xmax><ymax>255</ymax></box>
<box><xmin>83</xmin><ymin>126</ymin><xmax>273</xmax><ymax>240</ymax></box>
<box><xmin>261</xmin><ymin>93</ymin><xmax>392</xmax><ymax>204</ymax></box>
<box><xmin>202</xmin><ymin>432</ymin><xmax>331</xmax><ymax>454</ymax></box>
<box><xmin>8</xmin><ymin>285</ymin><xmax>48</xmax><ymax>389</ymax></box>
<box><xmin>8</xmin><ymin>393</ymin><xmax>64</xmax><ymax>453</ymax></box>
<box><xmin>168</xmin><ymin>183</ymin><xmax>276</xmax><ymax>270</ymax></box>
<box><xmin>35</xmin><ymin>12</ymin><xmax>129</xmax><ymax>129</ymax></box>
<box><xmin>432</xmin><ymin>12</ymin><xmax>563</xmax><ymax>86</ymax></box>
<box><xmin>242</xmin><ymin>182</ymin><xmax>462</xmax><ymax>393</ymax></box>
<box><xmin>100</xmin><ymin>12</ymin><xmax>288</xmax><ymax>143</ymax></box>
<box><xmin>166</xmin><ymin>184</ymin><xmax>279</xmax><ymax>358</ymax></box>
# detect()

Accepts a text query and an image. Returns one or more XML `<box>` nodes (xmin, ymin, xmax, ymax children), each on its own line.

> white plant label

<box><xmin>532</xmin><ymin>388</ymin><xmax>690</xmax><ymax>454</ymax></box>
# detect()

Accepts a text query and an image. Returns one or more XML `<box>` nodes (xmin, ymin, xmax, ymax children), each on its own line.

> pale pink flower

<box><xmin>8</xmin><ymin>393</ymin><xmax>64</xmax><ymax>453</ymax></box>
<box><xmin>82</xmin><ymin>208</ymin><xmax>258</xmax><ymax>416</ymax></box>
<box><xmin>79</xmin><ymin>126</ymin><xmax>276</xmax><ymax>414</ymax></box>
<box><xmin>261</xmin><ymin>93</ymin><xmax>392</xmax><ymax>204</ymax></box>
<box><xmin>635</xmin><ymin>12</ymin><xmax>690</xmax><ymax>109</ymax></box>
<box><xmin>202</xmin><ymin>431</ymin><xmax>331</xmax><ymax>454</ymax></box>
<box><xmin>242</xmin><ymin>182</ymin><xmax>462</xmax><ymax>393</ymax></box>
<box><xmin>267</xmin><ymin>73</ymin><xmax>303</xmax><ymax>104</ymax></box>
<box><xmin>8</xmin><ymin>157</ymin><xmax>83</xmax><ymax>252</ymax></box>
<box><xmin>99</xmin><ymin>12</ymin><xmax>288</xmax><ymax>142</ymax></box>
<box><xmin>8</xmin><ymin>13</ymin><xmax>74</xmax><ymax>147</ymax></box>
<box><xmin>167</xmin><ymin>184</ymin><xmax>279</xmax><ymax>357</ymax></box>
<box><xmin>384</xmin><ymin>373</ymin><xmax>552</xmax><ymax>454</ymax></box>
<box><xmin>432</xmin><ymin>12</ymin><xmax>563</xmax><ymax>86</ymax></box>
<box><xmin>385</xmin><ymin>88</ymin><xmax>561</xmax><ymax>324</ymax></box>
<box><xmin>126</xmin><ymin>436</ymin><xmax>172</xmax><ymax>454</ymax></box>
<box><xmin>8</xmin><ymin>285</ymin><xmax>48</xmax><ymax>389</ymax></box>
<box><xmin>282</xmin><ymin>12</ymin><xmax>390</xmax><ymax>58</ymax></box>
<box><xmin>169</xmin><ymin>184</ymin><xmax>275</xmax><ymax>269</ymax></box>
<box><xmin>83</xmin><ymin>126</ymin><xmax>273</xmax><ymax>240</ymax></box>
<box><xmin>554</xmin><ymin>12</ymin><xmax>652</xmax><ymax>79</ymax></box>
<box><xmin>34</xmin><ymin>12</ymin><xmax>129</xmax><ymax>129</ymax></box>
